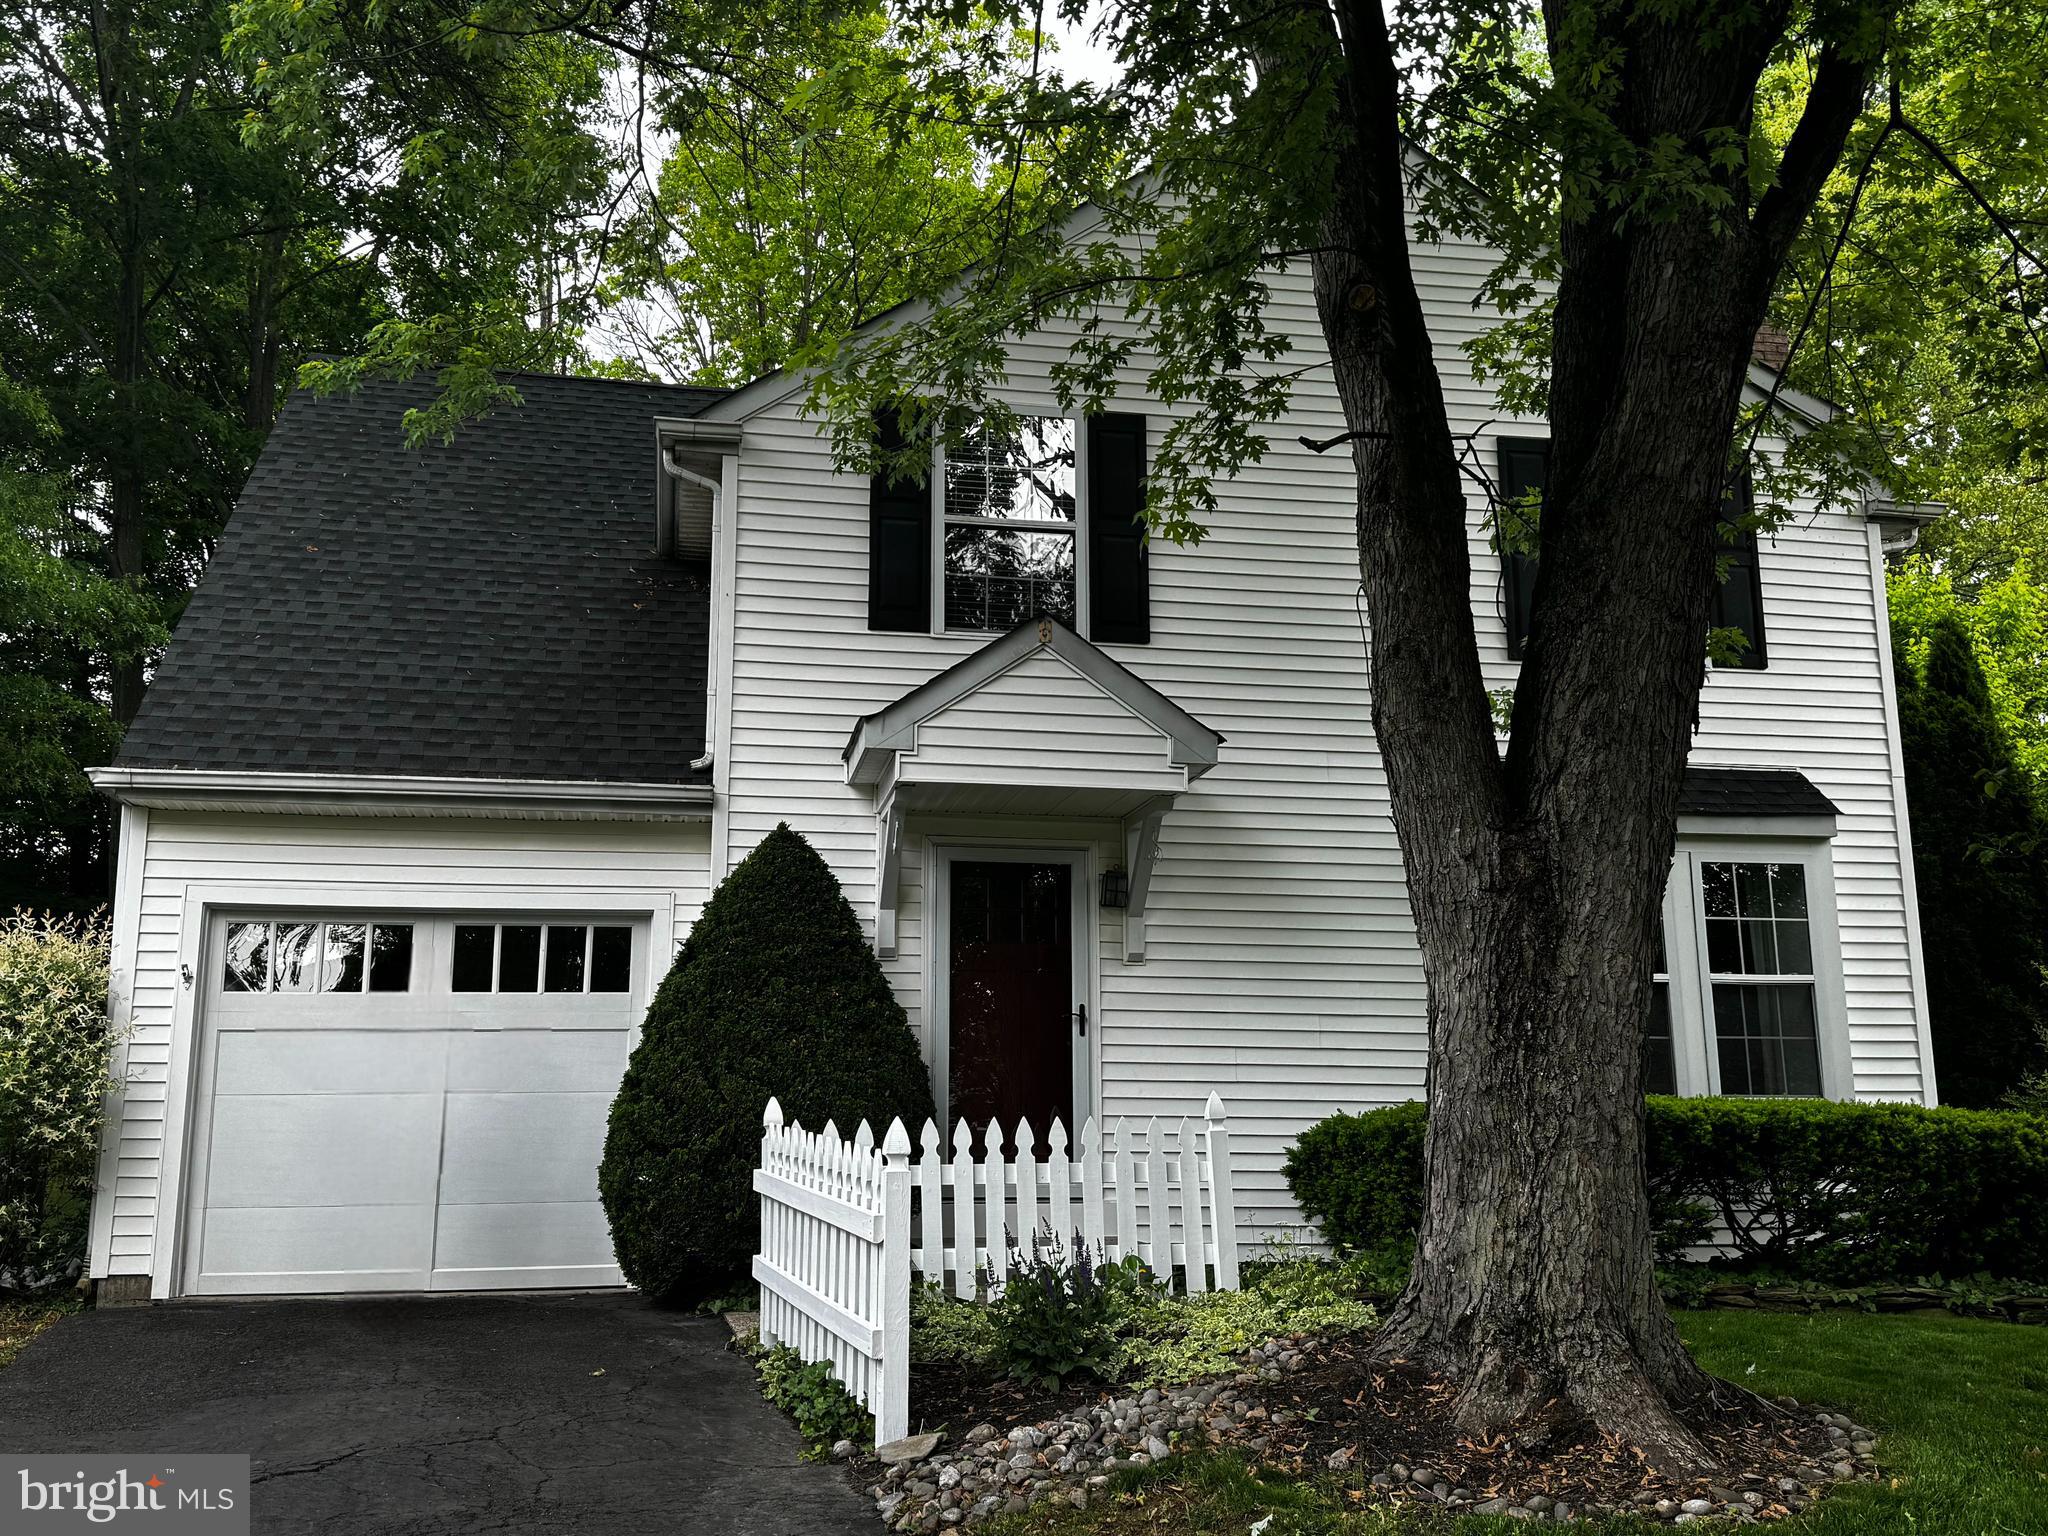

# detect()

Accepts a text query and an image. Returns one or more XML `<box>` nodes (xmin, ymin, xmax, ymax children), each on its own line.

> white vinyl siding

<box><xmin>90</xmin><ymin>811</ymin><xmax>710</xmax><ymax>1286</ymax></box>
<box><xmin>714</xmin><ymin>231</ymin><xmax>1928</xmax><ymax>1246</ymax></box>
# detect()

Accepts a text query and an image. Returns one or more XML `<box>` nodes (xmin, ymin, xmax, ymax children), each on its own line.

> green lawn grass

<box><xmin>980</xmin><ymin>1312</ymin><xmax>2048</xmax><ymax>1536</ymax></box>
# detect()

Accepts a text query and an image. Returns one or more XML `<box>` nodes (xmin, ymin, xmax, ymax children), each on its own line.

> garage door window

<box><xmin>222</xmin><ymin>920</ymin><xmax>413</xmax><ymax>993</ymax></box>
<box><xmin>451</xmin><ymin>923</ymin><xmax>632</xmax><ymax>994</ymax></box>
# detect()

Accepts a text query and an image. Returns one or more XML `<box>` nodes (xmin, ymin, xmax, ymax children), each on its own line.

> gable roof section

<box><xmin>844</xmin><ymin>617</ymin><xmax>1223</xmax><ymax>788</ymax></box>
<box><xmin>116</xmin><ymin>372</ymin><xmax>726</xmax><ymax>786</ymax></box>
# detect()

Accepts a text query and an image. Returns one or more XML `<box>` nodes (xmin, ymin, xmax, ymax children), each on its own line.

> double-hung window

<box><xmin>1497</xmin><ymin>438</ymin><xmax>1767</xmax><ymax>667</ymax></box>
<box><xmin>867</xmin><ymin>406</ymin><xmax>1150</xmax><ymax>640</ymax></box>
<box><xmin>1700</xmin><ymin>860</ymin><xmax>1822</xmax><ymax>1094</ymax></box>
<box><xmin>940</xmin><ymin>416</ymin><xmax>1079</xmax><ymax>632</ymax></box>
<box><xmin>1645</xmin><ymin>846</ymin><xmax>1840</xmax><ymax>1098</ymax></box>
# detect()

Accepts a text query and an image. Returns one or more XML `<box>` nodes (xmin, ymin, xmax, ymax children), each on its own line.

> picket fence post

<box><xmin>876</xmin><ymin>1118</ymin><xmax>912</xmax><ymax>1445</ymax></box>
<box><xmin>1205</xmin><ymin>1091</ymin><xmax>1239</xmax><ymax>1289</ymax></box>
<box><xmin>758</xmin><ymin>1097</ymin><xmax>783</xmax><ymax>1351</ymax></box>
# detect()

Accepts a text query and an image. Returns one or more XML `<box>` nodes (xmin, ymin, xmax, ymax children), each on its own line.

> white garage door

<box><xmin>182</xmin><ymin>913</ymin><xmax>649</xmax><ymax>1296</ymax></box>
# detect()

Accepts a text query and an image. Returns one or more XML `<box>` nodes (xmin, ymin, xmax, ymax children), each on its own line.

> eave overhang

<box><xmin>89</xmin><ymin>767</ymin><xmax>714</xmax><ymax>823</ymax></box>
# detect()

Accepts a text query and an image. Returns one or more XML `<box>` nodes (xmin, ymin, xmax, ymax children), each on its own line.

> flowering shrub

<box><xmin>987</xmin><ymin>1226</ymin><xmax>1156</xmax><ymax>1389</ymax></box>
<box><xmin>0</xmin><ymin>912</ymin><xmax>121</xmax><ymax>1291</ymax></box>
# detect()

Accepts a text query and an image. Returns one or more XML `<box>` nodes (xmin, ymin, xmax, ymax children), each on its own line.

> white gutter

<box><xmin>662</xmin><ymin>445</ymin><xmax>723</xmax><ymax>773</ymax></box>
<box><xmin>1864</xmin><ymin>497</ymin><xmax>1947</xmax><ymax>557</ymax></box>
<box><xmin>89</xmin><ymin>766</ymin><xmax>713</xmax><ymax>822</ymax></box>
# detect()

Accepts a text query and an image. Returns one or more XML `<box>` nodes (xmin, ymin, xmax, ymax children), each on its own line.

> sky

<box><xmin>1046</xmin><ymin>6</ymin><xmax>1125</xmax><ymax>87</ymax></box>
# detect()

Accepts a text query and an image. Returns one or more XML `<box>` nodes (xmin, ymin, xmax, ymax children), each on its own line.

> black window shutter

<box><xmin>1087</xmin><ymin>413</ymin><xmax>1150</xmax><ymax>644</ymax></box>
<box><xmin>868</xmin><ymin>407</ymin><xmax>930</xmax><ymax>632</ymax></box>
<box><xmin>1711</xmin><ymin>478</ymin><xmax>1769</xmax><ymax>669</ymax></box>
<box><xmin>1496</xmin><ymin>438</ymin><xmax>1548</xmax><ymax>659</ymax></box>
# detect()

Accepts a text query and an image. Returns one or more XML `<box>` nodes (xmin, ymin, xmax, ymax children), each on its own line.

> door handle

<box><xmin>1074</xmin><ymin>1003</ymin><xmax>1088</xmax><ymax>1037</ymax></box>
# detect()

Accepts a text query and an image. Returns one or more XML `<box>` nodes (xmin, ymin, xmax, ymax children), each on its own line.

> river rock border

<box><xmin>850</xmin><ymin>1341</ymin><xmax>1879</xmax><ymax>1531</ymax></box>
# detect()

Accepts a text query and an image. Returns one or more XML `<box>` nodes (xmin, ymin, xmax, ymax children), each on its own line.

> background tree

<box><xmin>0</xmin><ymin>0</ymin><xmax>633</xmax><ymax>904</ymax></box>
<box><xmin>1890</xmin><ymin>558</ymin><xmax>2048</xmax><ymax>787</ymax></box>
<box><xmin>1892</xmin><ymin>613</ymin><xmax>2048</xmax><ymax>1108</ymax></box>
<box><xmin>600</xmin><ymin>13</ymin><xmax>1054</xmax><ymax>386</ymax></box>
<box><xmin>1762</xmin><ymin>0</ymin><xmax>2048</xmax><ymax>588</ymax></box>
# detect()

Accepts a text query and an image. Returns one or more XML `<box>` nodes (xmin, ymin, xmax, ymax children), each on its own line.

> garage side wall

<box><xmin>90</xmin><ymin>810</ymin><xmax>712</xmax><ymax>1289</ymax></box>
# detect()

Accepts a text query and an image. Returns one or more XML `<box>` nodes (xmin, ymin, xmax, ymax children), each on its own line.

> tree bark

<box><xmin>1307</xmin><ymin>0</ymin><xmax>1873</xmax><ymax>1473</ymax></box>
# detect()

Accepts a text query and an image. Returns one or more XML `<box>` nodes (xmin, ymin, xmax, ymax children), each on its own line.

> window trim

<box><xmin>932</xmin><ymin>412</ymin><xmax>1089</xmax><ymax>640</ymax></box>
<box><xmin>1658</xmin><ymin>836</ymin><xmax>1852</xmax><ymax>1099</ymax></box>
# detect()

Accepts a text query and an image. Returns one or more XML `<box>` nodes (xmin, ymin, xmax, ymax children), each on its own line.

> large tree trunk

<box><xmin>1307</xmin><ymin>0</ymin><xmax>1873</xmax><ymax>1473</ymax></box>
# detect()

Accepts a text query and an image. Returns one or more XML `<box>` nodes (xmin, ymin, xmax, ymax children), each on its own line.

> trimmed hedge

<box><xmin>599</xmin><ymin>824</ymin><xmax>936</xmax><ymax>1302</ymax></box>
<box><xmin>1284</xmin><ymin>1096</ymin><xmax>2048</xmax><ymax>1283</ymax></box>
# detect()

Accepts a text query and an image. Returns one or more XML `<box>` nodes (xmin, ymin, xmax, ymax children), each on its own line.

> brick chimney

<box><xmin>1752</xmin><ymin>321</ymin><xmax>1792</xmax><ymax>372</ymax></box>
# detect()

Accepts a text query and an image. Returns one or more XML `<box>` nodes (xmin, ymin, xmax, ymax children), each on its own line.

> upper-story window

<box><xmin>866</xmin><ymin>407</ymin><xmax>1151</xmax><ymax>644</ymax></box>
<box><xmin>941</xmin><ymin>416</ymin><xmax>1079</xmax><ymax>632</ymax></box>
<box><xmin>1497</xmin><ymin>438</ymin><xmax>1767</xmax><ymax>668</ymax></box>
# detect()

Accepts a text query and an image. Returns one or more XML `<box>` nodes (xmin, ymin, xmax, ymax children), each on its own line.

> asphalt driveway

<box><xmin>0</xmin><ymin>1291</ymin><xmax>877</xmax><ymax>1535</ymax></box>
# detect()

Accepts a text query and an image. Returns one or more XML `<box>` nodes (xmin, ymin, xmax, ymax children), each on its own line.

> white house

<box><xmin>84</xmin><ymin>221</ymin><xmax>1940</xmax><ymax>1303</ymax></box>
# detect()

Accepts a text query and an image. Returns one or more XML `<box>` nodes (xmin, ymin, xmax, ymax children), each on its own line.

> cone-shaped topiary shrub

<box><xmin>600</xmin><ymin>822</ymin><xmax>936</xmax><ymax>1302</ymax></box>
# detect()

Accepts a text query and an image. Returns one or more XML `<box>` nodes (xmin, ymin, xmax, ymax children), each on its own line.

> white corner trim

<box><xmin>89</xmin><ymin>768</ymin><xmax>713</xmax><ymax>822</ymax></box>
<box><xmin>1868</xmin><ymin>523</ymin><xmax>1939</xmax><ymax>1105</ymax></box>
<box><xmin>87</xmin><ymin>803</ymin><xmax>148</xmax><ymax>1282</ymax></box>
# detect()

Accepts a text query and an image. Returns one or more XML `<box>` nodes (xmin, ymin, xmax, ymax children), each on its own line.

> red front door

<box><xmin>948</xmin><ymin>860</ymin><xmax>1074</xmax><ymax>1142</ymax></box>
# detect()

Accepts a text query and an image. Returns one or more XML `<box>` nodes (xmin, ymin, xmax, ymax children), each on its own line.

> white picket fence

<box><xmin>752</xmin><ymin>1093</ymin><xmax>1239</xmax><ymax>1446</ymax></box>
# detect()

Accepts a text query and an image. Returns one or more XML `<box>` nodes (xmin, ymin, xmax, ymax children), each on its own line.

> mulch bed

<box><xmin>909</xmin><ymin>1358</ymin><xmax>1105</xmax><ymax>1437</ymax></box>
<box><xmin>878</xmin><ymin>1332</ymin><xmax>1865</xmax><ymax>1525</ymax></box>
<box><xmin>1228</xmin><ymin>1332</ymin><xmax>1850</xmax><ymax>1517</ymax></box>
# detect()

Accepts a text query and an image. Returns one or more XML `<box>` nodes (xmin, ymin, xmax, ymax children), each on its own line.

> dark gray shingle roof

<box><xmin>1679</xmin><ymin>766</ymin><xmax>1838</xmax><ymax>819</ymax></box>
<box><xmin>118</xmin><ymin>372</ymin><xmax>724</xmax><ymax>785</ymax></box>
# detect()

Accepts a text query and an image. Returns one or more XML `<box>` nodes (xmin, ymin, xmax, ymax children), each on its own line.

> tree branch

<box><xmin>1749</xmin><ymin>44</ymin><xmax>1876</xmax><ymax>293</ymax></box>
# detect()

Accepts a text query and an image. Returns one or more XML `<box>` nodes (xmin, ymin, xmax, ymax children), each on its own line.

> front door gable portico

<box><xmin>843</xmin><ymin>617</ymin><xmax>1224</xmax><ymax>961</ymax></box>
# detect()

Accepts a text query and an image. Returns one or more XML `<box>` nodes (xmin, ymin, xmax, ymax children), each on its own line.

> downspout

<box><xmin>663</xmin><ymin>446</ymin><xmax>722</xmax><ymax>772</ymax></box>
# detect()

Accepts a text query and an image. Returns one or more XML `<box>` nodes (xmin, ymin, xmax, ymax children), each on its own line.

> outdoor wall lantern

<box><xmin>1100</xmin><ymin>867</ymin><xmax>1130</xmax><ymax>909</ymax></box>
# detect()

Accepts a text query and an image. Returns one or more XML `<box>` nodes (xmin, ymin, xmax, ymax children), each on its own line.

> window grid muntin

<box><xmin>943</xmin><ymin>417</ymin><xmax>1077</xmax><ymax>525</ymax></box>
